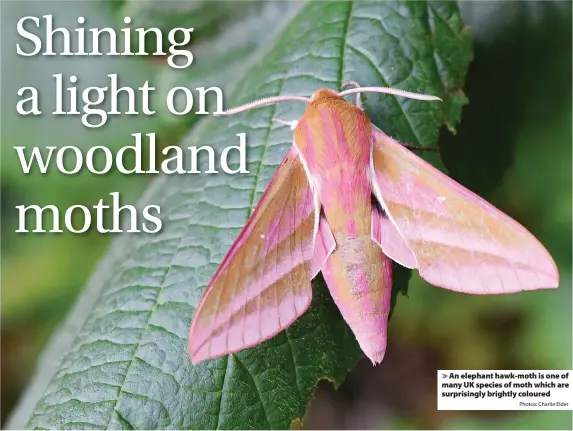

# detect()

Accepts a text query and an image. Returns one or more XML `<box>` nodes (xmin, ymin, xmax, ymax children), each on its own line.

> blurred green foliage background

<box><xmin>1</xmin><ymin>1</ymin><xmax>571</xmax><ymax>429</ymax></box>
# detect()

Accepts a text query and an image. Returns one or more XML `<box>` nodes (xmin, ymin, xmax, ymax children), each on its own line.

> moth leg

<box><xmin>272</xmin><ymin>117</ymin><xmax>298</xmax><ymax>130</ymax></box>
<box><xmin>401</xmin><ymin>143</ymin><xmax>440</xmax><ymax>152</ymax></box>
<box><xmin>341</xmin><ymin>81</ymin><xmax>361</xmax><ymax>90</ymax></box>
<box><xmin>340</xmin><ymin>81</ymin><xmax>363</xmax><ymax>109</ymax></box>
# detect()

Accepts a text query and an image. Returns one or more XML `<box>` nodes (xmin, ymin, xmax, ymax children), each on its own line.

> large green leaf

<box><xmin>11</xmin><ymin>1</ymin><xmax>472</xmax><ymax>429</ymax></box>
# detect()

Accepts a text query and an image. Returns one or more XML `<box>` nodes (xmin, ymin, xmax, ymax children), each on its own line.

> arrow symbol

<box><xmin>442</xmin><ymin>374</ymin><xmax>447</xmax><ymax>378</ymax></box>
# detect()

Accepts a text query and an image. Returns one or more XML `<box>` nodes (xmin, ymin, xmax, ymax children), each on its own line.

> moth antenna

<box><xmin>213</xmin><ymin>96</ymin><xmax>312</xmax><ymax>117</ymax></box>
<box><xmin>338</xmin><ymin>86</ymin><xmax>442</xmax><ymax>102</ymax></box>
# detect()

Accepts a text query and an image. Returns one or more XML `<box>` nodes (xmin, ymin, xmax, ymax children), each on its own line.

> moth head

<box><xmin>310</xmin><ymin>88</ymin><xmax>341</xmax><ymax>103</ymax></box>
